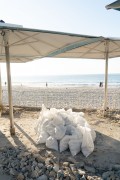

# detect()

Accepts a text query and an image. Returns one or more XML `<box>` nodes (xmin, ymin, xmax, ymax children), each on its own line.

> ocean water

<box><xmin>3</xmin><ymin>74</ymin><xmax>120</xmax><ymax>87</ymax></box>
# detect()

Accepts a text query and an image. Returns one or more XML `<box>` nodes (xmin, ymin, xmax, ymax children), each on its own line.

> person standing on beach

<box><xmin>46</xmin><ymin>82</ymin><xmax>48</xmax><ymax>87</ymax></box>
<box><xmin>99</xmin><ymin>82</ymin><xmax>103</xmax><ymax>87</ymax></box>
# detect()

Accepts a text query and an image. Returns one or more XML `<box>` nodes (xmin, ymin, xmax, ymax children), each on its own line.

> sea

<box><xmin>2</xmin><ymin>74</ymin><xmax>120</xmax><ymax>87</ymax></box>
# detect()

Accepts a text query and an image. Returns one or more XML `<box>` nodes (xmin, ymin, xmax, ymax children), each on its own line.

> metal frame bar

<box><xmin>46</xmin><ymin>37</ymin><xmax>103</xmax><ymax>57</ymax></box>
<box><xmin>0</xmin><ymin>65</ymin><xmax>2</xmax><ymax>116</ymax></box>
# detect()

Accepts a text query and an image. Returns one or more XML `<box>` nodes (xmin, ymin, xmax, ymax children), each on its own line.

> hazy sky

<box><xmin>1</xmin><ymin>0</ymin><xmax>120</xmax><ymax>76</ymax></box>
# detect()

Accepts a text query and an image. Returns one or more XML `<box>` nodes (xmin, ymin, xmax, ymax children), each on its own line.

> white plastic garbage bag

<box><xmin>85</xmin><ymin>122</ymin><xmax>96</xmax><ymax>142</ymax></box>
<box><xmin>52</xmin><ymin>113</ymin><xmax>65</xmax><ymax>126</ymax></box>
<box><xmin>36</xmin><ymin>130</ymin><xmax>49</xmax><ymax>144</ymax></box>
<box><xmin>81</xmin><ymin>127</ymin><xmax>94</xmax><ymax>157</ymax></box>
<box><xmin>46</xmin><ymin>122</ymin><xmax>55</xmax><ymax>137</ymax></box>
<box><xmin>60</xmin><ymin>135</ymin><xmax>71</xmax><ymax>152</ymax></box>
<box><xmin>46</xmin><ymin>136</ymin><xmax>58</xmax><ymax>151</ymax></box>
<box><xmin>35</xmin><ymin>105</ymin><xmax>96</xmax><ymax>157</ymax></box>
<box><xmin>69</xmin><ymin>140</ymin><xmax>81</xmax><ymax>156</ymax></box>
<box><xmin>54</xmin><ymin>125</ymin><xmax>66</xmax><ymax>140</ymax></box>
<box><xmin>66</xmin><ymin>125</ymin><xmax>76</xmax><ymax>135</ymax></box>
<box><xmin>79</xmin><ymin>112</ymin><xmax>85</xmax><ymax>117</ymax></box>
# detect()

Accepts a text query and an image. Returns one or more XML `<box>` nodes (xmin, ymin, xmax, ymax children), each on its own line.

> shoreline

<box><xmin>2</xmin><ymin>83</ymin><xmax>120</xmax><ymax>88</ymax></box>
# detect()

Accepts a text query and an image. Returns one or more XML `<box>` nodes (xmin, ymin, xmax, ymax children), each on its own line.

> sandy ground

<box><xmin>0</xmin><ymin>107</ymin><xmax>120</xmax><ymax>172</ymax></box>
<box><xmin>2</xmin><ymin>86</ymin><xmax>120</xmax><ymax>109</ymax></box>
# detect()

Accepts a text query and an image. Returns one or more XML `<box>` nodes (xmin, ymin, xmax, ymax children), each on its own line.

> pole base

<box><xmin>10</xmin><ymin>127</ymin><xmax>15</xmax><ymax>135</ymax></box>
<box><xmin>103</xmin><ymin>107</ymin><xmax>109</xmax><ymax>117</ymax></box>
<box><xmin>103</xmin><ymin>110</ymin><xmax>107</xmax><ymax>117</ymax></box>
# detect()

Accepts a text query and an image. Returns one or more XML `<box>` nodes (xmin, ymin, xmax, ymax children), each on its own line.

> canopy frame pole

<box><xmin>3</xmin><ymin>30</ymin><xmax>15</xmax><ymax>135</ymax></box>
<box><xmin>0</xmin><ymin>65</ymin><xmax>2</xmax><ymax>117</ymax></box>
<box><xmin>104</xmin><ymin>39</ymin><xmax>109</xmax><ymax>115</ymax></box>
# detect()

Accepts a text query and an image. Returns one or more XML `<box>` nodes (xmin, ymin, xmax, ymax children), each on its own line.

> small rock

<box><xmin>45</xmin><ymin>170</ymin><xmax>50</xmax><ymax>176</ymax></box>
<box><xmin>67</xmin><ymin>157</ymin><xmax>76</xmax><ymax>163</ymax></box>
<box><xmin>112</xmin><ymin>164</ymin><xmax>120</xmax><ymax>171</ymax></box>
<box><xmin>53</xmin><ymin>163</ymin><xmax>59</xmax><ymax>172</ymax></box>
<box><xmin>75</xmin><ymin>161</ymin><xmax>85</xmax><ymax>168</ymax></box>
<box><xmin>87</xmin><ymin>175</ymin><xmax>100</xmax><ymax>180</ymax></box>
<box><xmin>80</xmin><ymin>175</ymin><xmax>86</xmax><ymax>180</ymax></box>
<box><xmin>23</xmin><ymin>152</ymin><xmax>31</xmax><ymax>157</ymax></box>
<box><xmin>63</xmin><ymin>162</ymin><xmax>69</xmax><ymax>167</ymax></box>
<box><xmin>32</xmin><ymin>161</ymin><xmax>38</xmax><ymax>166</ymax></box>
<box><xmin>37</xmin><ymin>174</ymin><xmax>48</xmax><ymax>180</ymax></box>
<box><xmin>33</xmin><ymin>154</ymin><xmax>44</xmax><ymax>163</ymax></box>
<box><xmin>45</xmin><ymin>151</ymin><xmax>53</xmax><ymax>158</ymax></box>
<box><xmin>31</xmin><ymin>170</ymin><xmax>39</xmax><ymax>178</ymax></box>
<box><xmin>49</xmin><ymin>170</ymin><xmax>57</xmax><ymax>178</ymax></box>
<box><xmin>45</xmin><ymin>158</ymin><xmax>52</xmax><ymax>165</ymax></box>
<box><xmin>38</xmin><ymin>163</ymin><xmax>44</xmax><ymax>168</ymax></box>
<box><xmin>78</xmin><ymin>168</ymin><xmax>86</xmax><ymax>176</ymax></box>
<box><xmin>84</xmin><ymin>165</ymin><xmax>95</xmax><ymax>173</ymax></box>
<box><xmin>52</xmin><ymin>156</ymin><xmax>59</xmax><ymax>164</ymax></box>
<box><xmin>9</xmin><ymin>168</ymin><xmax>18</xmax><ymax>175</ymax></box>
<box><xmin>21</xmin><ymin>167</ymin><xmax>26</xmax><ymax>173</ymax></box>
<box><xmin>74</xmin><ymin>172</ymin><xmax>81</xmax><ymax>179</ymax></box>
<box><xmin>57</xmin><ymin>170</ymin><xmax>64</xmax><ymax>178</ymax></box>
<box><xmin>47</xmin><ymin>165</ymin><xmax>53</xmax><ymax>171</ymax></box>
<box><xmin>116</xmin><ymin>170</ymin><xmax>120</xmax><ymax>177</ymax></box>
<box><xmin>102</xmin><ymin>171</ymin><xmax>114</xmax><ymax>179</ymax></box>
<box><xmin>109</xmin><ymin>174</ymin><xmax>116</xmax><ymax>180</ymax></box>
<box><xmin>70</xmin><ymin>164</ymin><xmax>77</xmax><ymax>172</ymax></box>
<box><xmin>17</xmin><ymin>173</ymin><xmax>24</xmax><ymax>180</ymax></box>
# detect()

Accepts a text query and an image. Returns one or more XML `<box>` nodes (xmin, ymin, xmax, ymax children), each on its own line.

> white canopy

<box><xmin>0</xmin><ymin>23</ymin><xmax>120</xmax><ymax>135</ymax></box>
<box><xmin>1</xmin><ymin>23</ymin><xmax>120</xmax><ymax>62</ymax></box>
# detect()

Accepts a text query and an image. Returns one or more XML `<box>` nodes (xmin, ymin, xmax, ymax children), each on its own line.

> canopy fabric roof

<box><xmin>0</xmin><ymin>25</ymin><xmax>100</xmax><ymax>63</ymax></box>
<box><xmin>106</xmin><ymin>0</ymin><xmax>120</xmax><ymax>11</ymax></box>
<box><xmin>48</xmin><ymin>38</ymin><xmax>120</xmax><ymax>59</ymax></box>
<box><xmin>1</xmin><ymin>24</ymin><xmax>120</xmax><ymax>63</ymax></box>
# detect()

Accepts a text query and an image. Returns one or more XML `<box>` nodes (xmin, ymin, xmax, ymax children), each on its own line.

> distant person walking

<box><xmin>5</xmin><ymin>82</ymin><xmax>7</xmax><ymax>86</ymax></box>
<box><xmin>46</xmin><ymin>82</ymin><xmax>48</xmax><ymax>87</ymax></box>
<box><xmin>99</xmin><ymin>82</ymin><xmax>103</xmax><ymax>87</ymax></box>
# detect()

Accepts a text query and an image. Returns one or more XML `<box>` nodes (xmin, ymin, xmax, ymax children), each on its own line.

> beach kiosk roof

<box><xmin>0</xmin><ymin>22</ymin><xmax>120</xmax><ymax>135</ymax></box>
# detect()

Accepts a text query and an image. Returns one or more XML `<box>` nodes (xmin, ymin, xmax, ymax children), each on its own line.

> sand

<box><xmin>2</xmin><ymin>85</ymin><xmax>120</xmax><ymax>109</ymax></box>
<box><xmin>0</xmin><ymin>86</ymin><xmax>120</xmax><ymax>179</ymax></box>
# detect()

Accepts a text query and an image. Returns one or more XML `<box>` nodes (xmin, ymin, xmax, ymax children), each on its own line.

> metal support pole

<box><xmin>0</xmin><ymin>66</ymin><xmax>2</xmax><ymax>117</ymax></box>
<box><xmin>104</xmin><ymin>40</ymin><xmax>109</xmax><ymax>115</ymax></box>
<box><xmin>3</xmin><ymin>31</ymin><xmax>15</xmax><ymax>135</ymax></box>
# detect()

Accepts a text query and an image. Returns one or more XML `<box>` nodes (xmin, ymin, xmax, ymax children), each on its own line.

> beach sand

<box><xmin>0</xmin><ymin>86</ymin><xmax>120</xmax><ymax>179</ymax></box>
<box><xmin>2</xmin><ymin>85</ymin><xmax>120</xmax><ymax>109</ymax></box>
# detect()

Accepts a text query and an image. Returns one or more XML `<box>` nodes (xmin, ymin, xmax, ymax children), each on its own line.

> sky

<box><xmin>0</xmin><ymin>0</ymin><xmax>120</xmax><ymax>76</ymax></box>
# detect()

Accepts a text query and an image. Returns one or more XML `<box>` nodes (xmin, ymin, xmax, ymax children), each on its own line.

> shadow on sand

<box><xmin>59</xmin><ymin>130</ymin><xmax>120</xmax><ymax>170</ymax></box>
<box><xmin>14</xmin><ymin>122</ymin><xmax>37</xmax><ymax>148</ymax></box>
<box><xmin>0</xmin><ymin>131</ymin><xmax>15</xmax><ymax>180</ymax></box>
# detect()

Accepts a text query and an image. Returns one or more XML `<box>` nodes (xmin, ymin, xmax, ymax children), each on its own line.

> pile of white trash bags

<box><xmin>35</xmin><ymin>105</ymin><xmax>96</xmax><ymax>157</ymax></box>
